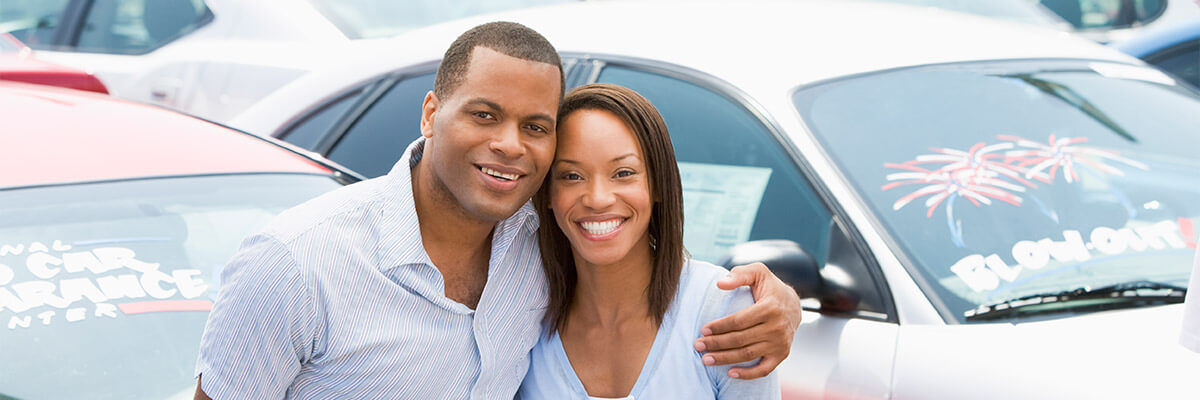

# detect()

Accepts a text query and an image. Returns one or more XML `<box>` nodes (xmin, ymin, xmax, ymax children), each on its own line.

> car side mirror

<box><xmin>720</xmin><ymin>239</ymin><xmax>862</xmax><ymax>314</ymax></box>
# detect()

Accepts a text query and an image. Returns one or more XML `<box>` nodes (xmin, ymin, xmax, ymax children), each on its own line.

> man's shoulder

<box><xmin>263</xmin><ymin>175</ymin><xmax>404</xmax><ymax>245</ymax></box>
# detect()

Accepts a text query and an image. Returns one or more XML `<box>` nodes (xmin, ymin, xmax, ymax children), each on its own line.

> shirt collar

<box><xmin>381</xmin><ymin>137</ymin><xmax>540</xmax><ymax>271</ymax></box>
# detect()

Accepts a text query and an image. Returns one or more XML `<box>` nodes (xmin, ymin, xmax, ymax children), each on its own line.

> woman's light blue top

<box><xmin>518</xmin><ymin>259</ymin><xmax>780</xmax><ymax>399</ymax></box>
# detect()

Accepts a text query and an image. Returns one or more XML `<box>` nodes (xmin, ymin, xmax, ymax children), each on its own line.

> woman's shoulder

<box><xmin>679</xmin><ymin>258</ymin><xmax>730</xmax><ymax>292</ymax></box>
<box><xmin>677</xmin><ymin>259</ymin><xmax>754</xmax><ymax>328</ymax></box>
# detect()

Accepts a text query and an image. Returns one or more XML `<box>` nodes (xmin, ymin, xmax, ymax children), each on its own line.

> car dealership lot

<box><xmin>232</xmin><ymin>1</ymin><xmax>1200</xmax><ymax>398</ymax></box>
<box><xmin>0</xmin><ymin>0</ymin><xmax>572</xmax><ymax>122</ymax></box>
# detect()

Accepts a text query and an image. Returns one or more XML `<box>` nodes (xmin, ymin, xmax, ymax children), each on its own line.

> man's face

<box><xmin>420</xmin><ymin>46</ymin><xmax>561</xmax><ymax>223</ymax></box>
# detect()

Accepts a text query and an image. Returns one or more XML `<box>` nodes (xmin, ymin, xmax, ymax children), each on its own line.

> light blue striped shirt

<box><xmin>518</xmin><ymin>260</ymin><xmax>780</xmax><ymax>399</ymax></box>
<box><xmin>195</xmin><ymin>138</ymin><xmax>548</xmax><ymax>399</ymax></box>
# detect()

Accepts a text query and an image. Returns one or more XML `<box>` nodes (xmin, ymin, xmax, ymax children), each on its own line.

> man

<box><xmin>194</xmin><ymin>22</ymin><xmax>801</xmax><ymax>399</ymax></box>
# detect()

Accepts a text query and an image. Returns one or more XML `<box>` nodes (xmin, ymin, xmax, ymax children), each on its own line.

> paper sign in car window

<box><xmin>678</xmin><ymin>162</ymin><xmax>772</xmax><ymax>263</ymax></box>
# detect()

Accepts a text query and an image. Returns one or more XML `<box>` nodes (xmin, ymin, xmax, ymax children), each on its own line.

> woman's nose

<box><xmin>581</xmin><ymin>180</ymin><xmax>616</xmax><ymax>210</ymax></box>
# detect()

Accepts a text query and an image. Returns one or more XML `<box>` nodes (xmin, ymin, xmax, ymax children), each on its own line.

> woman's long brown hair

<box><xmin>534</xmin><ymin>83</ymin><xmax>685</xmax><ymax>333</ymax></box>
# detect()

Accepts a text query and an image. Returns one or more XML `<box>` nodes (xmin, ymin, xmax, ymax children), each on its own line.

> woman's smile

<box><xmin>577</xmin><ymin>217</ymin><xmax>628</xmax><ymax>240</ymax></box>
<box><xmin>550</xmin><ymin>108</ymin><xmax>654</xmax><ymax>268</ymax></box>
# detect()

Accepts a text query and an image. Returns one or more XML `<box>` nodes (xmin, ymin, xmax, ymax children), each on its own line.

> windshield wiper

<box><xmin>964</xmin><ymin>280</ymin><xmax>1186</xmax><ymax>321</ymax></box>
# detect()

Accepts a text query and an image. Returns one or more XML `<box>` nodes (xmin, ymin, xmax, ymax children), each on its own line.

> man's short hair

<box><xmin>435</xmin><ymin>21</ymin><xmax>564</xmax><ymax>100</ymax></box>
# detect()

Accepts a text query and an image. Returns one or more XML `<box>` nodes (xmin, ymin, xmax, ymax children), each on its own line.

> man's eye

<box><xmin>525</xmin><ymin>123</ymin><xmax>547</xmax><ymax>133</ymax></box>
<box><xmin>473</xmin><ymin>111</ymin><xmax>494</xmax><ymax>120</ymax></box>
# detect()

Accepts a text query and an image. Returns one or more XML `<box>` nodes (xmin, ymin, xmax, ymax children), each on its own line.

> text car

<box><xmin>0</xmin><ymin>82</ymin><xmax>358</xmax><ymax>399</ymax></box>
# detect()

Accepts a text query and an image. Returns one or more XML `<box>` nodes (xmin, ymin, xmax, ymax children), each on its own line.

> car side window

<box><xmin>0</xmin><ymin>0</ymin><xmax>72</xmax><ymax>49</ymax></box>
<box><xmin>1147</xmin><ymin>42</ymin><xmax>1200</xmax><ymax>89</ymax></box>
<box><xmin>75</xmin><ymin>0</ymin><xmax>211</xmax><ymax>54</ymax></box>
<box><xmin>280</xmin><ymin>87</ymin><xmax>369</xmax><ymax>151</ymax></box>
<box><xmin>327</xmin><ymin>73</ymin><xmax>435</xmax><ymax>178</ymax></box>
<box><xmin>1039</xmin><ymin>0</ymin><xmax>1166</xmax><ymax>30</ymax></box>
<box><xmin>596</xmin><ymin>66</ymin><xmax>832</xmax><ymax>262</ymax></box>
<box><xmin>595</xmin><ymin>66</ymin><xmax>891</xmax><ymax>317</ymax></box>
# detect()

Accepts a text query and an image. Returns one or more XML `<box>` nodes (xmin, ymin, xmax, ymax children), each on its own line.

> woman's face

<box><xmin>549</xmin><ymin>109</ymin><xmax>654</xmax><ymax>268</ymax></box>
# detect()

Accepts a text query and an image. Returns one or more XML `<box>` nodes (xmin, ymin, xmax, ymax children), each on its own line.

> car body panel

<box><xmin>0</xmin><ymin>82</ymin><xmax>331</xmax><ymax>189</ymax></box>
<box><xmin>12</xmin><ymin>0</ymin><xmax>576</xmax><ymax>122</ymax></box>
<box><xmin>28</xmin><ymin>0</ymin><xmax>348</xmax><ymax>121</ymax></box>
<box><xmin>0</xmin><ymin>81</ymin><xmax>353</xmax><ymax>398</ymax></box>
<box><xmin>231</xmin><ymin>0</ymin><xmax>1133</xmax><ymax>137</ymax></box>
<box><xmin>0</xmin><ymin>33</ymin><xmax>107</xmax><ymax>93</ymax></box>
<box><xmin>892</xmin><ymin>304</ymin><xmax>1196</xmax><ymax>399</ymax></box>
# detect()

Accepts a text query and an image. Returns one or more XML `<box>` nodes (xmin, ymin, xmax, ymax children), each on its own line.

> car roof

<box><xmin>232</xmin><ymin>0</ymin><xmax>1136</xmax><ymax>134</ymax></box>
<box><xmin>0</xmin><ymin>82</ymin><xmax>334</xmax><ymax>189</ymax></box>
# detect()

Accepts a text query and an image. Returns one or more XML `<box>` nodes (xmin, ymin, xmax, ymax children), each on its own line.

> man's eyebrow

<box><xmin>464</xmin><ymin>98</ymin><xmax>555</xmax><ymax>125</ymax></box>
<box><xmin>465</xmin><ymin>98</ymin><xmax>502</xmax><ymax>111</ymax></box>
<box><xmin>528</xmin><ymin>113</ymin><xmax>555</xmax><ymax>126</ymax></box>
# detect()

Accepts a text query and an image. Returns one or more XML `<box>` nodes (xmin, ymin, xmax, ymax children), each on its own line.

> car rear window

<box><xmin>0</xmin><ymin>173</ymin><xmax>341</xmax><ymax>399</ymax></box>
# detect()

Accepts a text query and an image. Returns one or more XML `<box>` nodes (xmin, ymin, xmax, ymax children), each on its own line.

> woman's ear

<box><xmin>419</xmin><ymin>91</ymin><xmax>439</xmax><ymax>139</ymax></box>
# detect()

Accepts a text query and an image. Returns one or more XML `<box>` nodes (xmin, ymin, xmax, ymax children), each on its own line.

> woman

<box><xmin>519</xmin><ymin>84</ymin><xmax>779</xmax><ymax>399</ymax></box>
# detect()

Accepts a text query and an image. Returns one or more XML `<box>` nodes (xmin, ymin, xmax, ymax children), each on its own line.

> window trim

<box><xmin>1143</xmin><ymin>40</ymin><xmax>1200</xmax><ymax>91</ymax></box>
<box><xmin>580</xmin><ymin>54</ymin><xmax>899</xmax><ymax>323</ymax></box>
<box><xmin>66</xmin><ymin>0</ymin><xmax>215</xmax><ymax>55</ymax></box>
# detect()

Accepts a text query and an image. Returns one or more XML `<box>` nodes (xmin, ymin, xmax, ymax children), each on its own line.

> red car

<box><xmin>0</xmin><ymin>33</ymin><xmax>108</xmax><ymax>94</ymax></box>
<box><xmin>0</xmin><ymin>82</ymin><xmax>358</xmax><ymax>398</ymax></box>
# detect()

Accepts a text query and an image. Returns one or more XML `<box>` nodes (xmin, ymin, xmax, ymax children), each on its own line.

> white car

<box><xmin>1038</xmin><ymin>0</ymin><xmax>1200</xmax><ymax>43</ymax></box>
<box><xmin>0</xmin><ymin>0</ymin><xmax>571</xmax><ymax>122</ymax></box>
<box><xmin>232</xmin><ymin>1</ymin><xmax>1200</xmax><ymax>398</ymax></box>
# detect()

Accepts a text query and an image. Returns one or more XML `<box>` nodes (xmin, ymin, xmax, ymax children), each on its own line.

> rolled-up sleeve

<box><xmin>195</xmin><ymin>233</ymin><xmax>316</xmax><ymax>399</ymax></box>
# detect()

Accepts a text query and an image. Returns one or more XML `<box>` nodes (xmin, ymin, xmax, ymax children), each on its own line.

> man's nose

<box><xmin>488</xmin><ymin>123</ymin><xmax>525</xmax><ymax>158</ymax></box>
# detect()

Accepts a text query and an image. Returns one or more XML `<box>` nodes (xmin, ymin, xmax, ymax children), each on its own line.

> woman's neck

<box><xmin>567</xmin><ymin>241</ymin><xmax>656</xmax><ymax>329</ymax></box>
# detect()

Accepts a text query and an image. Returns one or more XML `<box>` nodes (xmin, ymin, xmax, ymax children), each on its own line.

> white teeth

<box><xmin>580</xmin><ymin>219</ymin><xmax>622</xmax><ymax>235</ymax></box>
<box><xmin>481</xmin><ymin>167</ymin><xmax>518</xmax><ymax>181</ymax></box>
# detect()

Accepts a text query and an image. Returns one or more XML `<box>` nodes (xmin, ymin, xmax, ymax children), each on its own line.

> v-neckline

<box><xmin>550</xmin><ymin>308</ymin><xmax>677</xmax><ymax>399</ymax></box>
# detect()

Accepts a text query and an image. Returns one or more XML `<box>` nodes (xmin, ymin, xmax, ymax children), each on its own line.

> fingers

<box><xmin>717</xmin><ymin>262</ymin><xmax>769</xmax><ymax>290</ymax></box>
<box><xmin>694</xmin><ymin>322</ymin><xmax>755</xmax><ymax>352</ymax></box>
<box><xmin>701</xmin><ymin>300</ymin><xmax>772</xmax><ymax>337</ymax></box>
<box><xmin>699</xmin><ymin>340</ymin><xmax>773</xmax><ymax>367</ymax></box>
<box><xmin>727</xmin><ymin>355</ymin><xmax>783</xmax><ymax>380</ymax></box>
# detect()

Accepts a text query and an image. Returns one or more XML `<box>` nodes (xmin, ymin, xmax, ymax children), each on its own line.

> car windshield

<box><xmin>0</xmin><ymin>174</ymin><xmax>342</xmax><ymax>399</ymax></box>
<box><xmin>307</xmin><ymin>0</ymin><xmax>576</xmax><ymax>39</ymax></box>
<box><xmin>793</xmin><ymin>60</ymin><xmax>1200</xmax><ymax>323</ymax></box>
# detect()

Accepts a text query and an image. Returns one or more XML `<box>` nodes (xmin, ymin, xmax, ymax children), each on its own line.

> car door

<box><xmin>584</xmin><ymin>58</ymin><xmax>900</xmax><ymax>399</ymax></box>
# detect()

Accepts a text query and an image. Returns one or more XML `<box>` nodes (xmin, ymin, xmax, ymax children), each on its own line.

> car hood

<box><xmin>892</xmin><ymin>304</ymin><xmax>1199</xmax><ymax>399</ymax></box>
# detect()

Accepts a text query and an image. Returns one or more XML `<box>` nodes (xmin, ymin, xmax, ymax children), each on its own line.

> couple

<box><xmin>194</xmin><ymin>22</ymin><xmax>795</xmax><ymax>399</ymax></box>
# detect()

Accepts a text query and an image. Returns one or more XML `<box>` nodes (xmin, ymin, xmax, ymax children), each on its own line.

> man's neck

<box><xmin>412</xmin><ymin>162</ymin><xmax>495</xmax><ymax>308</ymax></box>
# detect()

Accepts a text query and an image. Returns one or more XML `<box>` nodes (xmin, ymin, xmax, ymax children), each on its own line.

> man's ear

<box><xmin>420</xmin><ymin>91</ymin><xmax>439</xmax><ymax>139</ymax></box>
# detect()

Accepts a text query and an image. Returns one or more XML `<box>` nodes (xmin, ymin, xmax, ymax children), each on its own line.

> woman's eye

<box><xmin>560</xmin><ymin>172</ymin><xmax>582</xmax><ymax>181</ymax></box>
<box><xmin>615</xmin><ymin>170</ymin><xmax>636</xmax><ymax>178</ymax></box>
